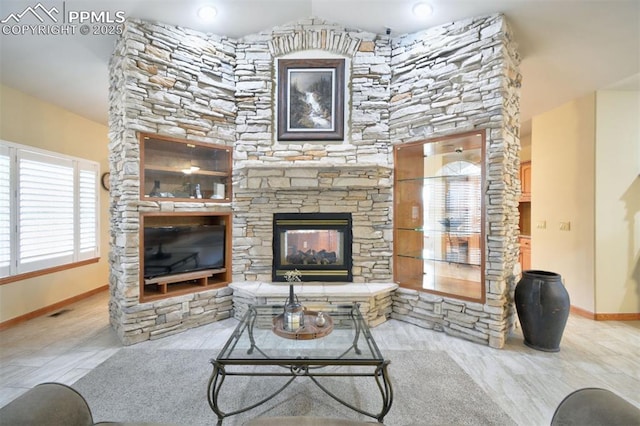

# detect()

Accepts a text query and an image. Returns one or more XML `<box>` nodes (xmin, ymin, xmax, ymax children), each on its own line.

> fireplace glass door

<box><xmin>279</xmin><ymin>229</ymin><xmax>345</xmax><ymax>266</ymax></box>
<box><xmin>273</xmin><ymin>213</ymin><xmax>352</xmax><ymax>282</ymax></box>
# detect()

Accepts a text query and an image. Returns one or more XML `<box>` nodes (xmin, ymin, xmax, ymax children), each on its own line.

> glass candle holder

<box><xmin>283</xmin><ymin>283</ymin><xmax>304</xmax><ymax>331</ymax></box>
<box><xmin>284</xmin><ymin>302</ymin><xmax>305</xmax><ymax>331</ymax></box>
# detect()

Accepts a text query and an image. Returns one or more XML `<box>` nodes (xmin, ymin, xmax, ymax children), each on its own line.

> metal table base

<box><xmin>207</xmin><ymin>304</ymin><xmax>393</xmax><ymax>425</ymax></box>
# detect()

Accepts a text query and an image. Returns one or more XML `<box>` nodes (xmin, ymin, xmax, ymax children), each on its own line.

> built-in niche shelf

<box><xmin>393</xmin><ymin>130</ymin><xmax>486</xmax><ymax>302</ymax></box>
<box><xmin>140</xmin><ymin>212</ymin><xmax>232</xmax><ymax>302</ymax></box>
<box><xmin>140</xmin><ymin>133</ymin><xmax>232</xmax><ymax>202</ymax></box>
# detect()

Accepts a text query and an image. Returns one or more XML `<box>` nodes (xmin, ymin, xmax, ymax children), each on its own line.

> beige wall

<box><xmin>0</xmin><ymin>84</ymin><xmax>110</xmax><ymax>323</ymax></box>
<box><xmin>532</xmin><ymin>90</ymin><xmax>640</xmax><ymax>315</ymax></box>
<box><xmin>595</xmin><ymin>90</ymin><xmax>640</xmax><ymax>314</ymax></box>
<box><xmin>531</xmin><ymin>93</ymin><xmax>596</xmax><ymax>312</ymax></box>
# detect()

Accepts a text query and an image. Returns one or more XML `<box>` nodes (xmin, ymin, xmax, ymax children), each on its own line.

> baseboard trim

<box><xmin>593</xmin><ymin>312</ymin><xmax>640</xmax><ymax>321</ymax></box>
<box><xmin>0</xmin><ymin>285</ymin><xmax>109</xmax><ymax>331</ymax></box>
<box><xmin>570</xmin><ymin>305</ymin><xmax>640</xmax><ymax>321</ymax></box>
<box><xmin>570</xmin><ymin>305</ymin><xmax>596</xmax><ymax>319</ymax></box>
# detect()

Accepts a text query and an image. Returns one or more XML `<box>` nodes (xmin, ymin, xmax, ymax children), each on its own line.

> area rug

<box><xmin>73</xmin><ymin>348</ymin><xmax>515</xmax><ymax>425</ymax></box>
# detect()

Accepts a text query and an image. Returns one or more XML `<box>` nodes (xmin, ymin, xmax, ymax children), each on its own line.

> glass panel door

<box><xmin>394</xmin><ymin>130</ymin><xmax>485</xmax><ymax>302</ymax></box>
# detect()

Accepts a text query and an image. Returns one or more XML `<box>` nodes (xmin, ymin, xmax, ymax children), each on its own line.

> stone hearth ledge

<box><xmin>229</xmin><ymin>282</ymin><xmax>398</xmax><ymax>327</ymax></box>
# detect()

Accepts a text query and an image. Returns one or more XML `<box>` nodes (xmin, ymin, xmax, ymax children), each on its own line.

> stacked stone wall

<box><xmin>231</xmin><ymin>18</ymin><xmax>394</xmax><ymax>283</ymax></box>
<box><xmin>389</xmin><ymin>14</ymin><xmax>521</xmax><ymax>348</ymax></box>
<box><xmin>230</xmin><ymin>283</ymin><xmax>397</xmax><ymax>328</ymax></box>
<box><xmin>233</xmin><ymin>165</ymin><xmax>393</xmax><ymax>282</ymax></box>
<box><xmin>108</xmin><ymin>14</ymin><xmax>520</xmax><ymax>347</ymax></box>
<box><xmin>234</xmin><ymin>17</ymin><xmax>392</xmax><ymax>166</ymax></box>
<box><xmin>108</xmin><ymin>19</ymin><xmax>237</xmax><ymax>344</ymax></box>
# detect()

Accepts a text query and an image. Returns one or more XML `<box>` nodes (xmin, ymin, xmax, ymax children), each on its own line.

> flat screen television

<box><xmin>143</xmin><ymin>224</ymin><xmax>225</xmax><ymax>279</ymax></box>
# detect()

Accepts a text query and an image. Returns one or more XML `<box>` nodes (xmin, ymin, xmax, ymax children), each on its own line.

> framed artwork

<box><xmin>277</xmin><ymin>58</ymin><xmax>345</xmax><ymax>141</ymax></box>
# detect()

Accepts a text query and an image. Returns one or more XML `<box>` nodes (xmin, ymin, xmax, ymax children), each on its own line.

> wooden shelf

<box><xmin>142</xmin><ymin>280</ymin><xmax>228</xmax><ymax>302</ymax></box>
<box><xmin>139</xmin><ymin>211</ymin><xmax>232</xmax><ymax>302</ymax></box>
<box><xmin>140</xmin><ymin>133</ymin><xmax>232</xmax><ymax>203</ymax></box>
<box><xmin>145</xmin><ymin>268</ymin><xmax>226</xmax><ymax>292</ymax></box>
<box><xmin>145</xmin><ymin>165</ymin><xmax>229</xmax><ymax>177</ymax></box>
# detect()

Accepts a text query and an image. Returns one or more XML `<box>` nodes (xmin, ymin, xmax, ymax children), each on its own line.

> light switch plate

<box><xmin>559</xmin><ymin>221</ymin><xmax>571</xmax><ymax>231</ymax></box>
<box><xmin>536</xmin><ymin>220</ymin><xmax>546</xmax><ymax>229</ymax></box>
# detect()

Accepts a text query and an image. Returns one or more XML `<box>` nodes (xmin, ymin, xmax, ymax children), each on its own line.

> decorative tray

<box><xmin>272</xmin><ymin>311</ymin><xmax>334</xmax><ymax>340</ymax></box>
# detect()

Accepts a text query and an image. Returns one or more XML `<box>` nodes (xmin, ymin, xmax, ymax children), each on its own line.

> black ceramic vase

<box><xmin>515</xmin><ymin>270</ymin><xmax>570</xmax><ymax>352</ymax></box>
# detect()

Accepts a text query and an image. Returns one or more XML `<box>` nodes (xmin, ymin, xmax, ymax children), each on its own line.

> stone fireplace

<box><xmin>232</xmin><ymin>164</ymin><xmax>393</xmax><ymax>283</ymax></box>
<box><xmin>272</xmin><ymin>212</ymin><xmax>353</xmax><ymax>282</ymax></box>
<box><xmin>108</xmin><ymin>13</ymin><xmax>520</xmax><ymax>348</ymax></box>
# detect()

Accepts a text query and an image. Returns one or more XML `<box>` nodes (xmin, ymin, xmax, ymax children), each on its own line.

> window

<box><xmin>0</xmin><ymin>140</ymin><xmax>100</xmax><ymax>279</ymax></box>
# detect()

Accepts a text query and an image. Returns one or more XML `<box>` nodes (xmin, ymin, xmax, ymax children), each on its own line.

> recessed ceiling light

<box><xmin>197</xmin><ymin>5</ymin><xmax>217</xmax><ymax>21</ymax></box>
<box><xmin>412</xmin><ymin>2</ymin><xmax>433</xmax><ymax>19</ymax></box>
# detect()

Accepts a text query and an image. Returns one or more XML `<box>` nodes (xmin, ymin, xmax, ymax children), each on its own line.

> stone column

<box><xmin>108</xmin><ymin>19</ymin><xmax>237</xmax><ymax>344</ymax></box>
<box><xmin>389</xmin><ymin>14</ymin><xmax>521</xmax><ymax>348</ymax></box>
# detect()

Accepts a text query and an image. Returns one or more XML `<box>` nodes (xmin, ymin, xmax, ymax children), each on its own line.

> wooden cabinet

<box><xmin>140</xmin><ymin>133</ymin><xmax>232</xmax><ymax>202</ymax></box>
<box><xmin>518</xmin><ymin>161</ymin><xmax>532</xmax><ymax>270</ymax></box>
<box><xmin>518</xmin><ymin>161</ymin><xmax>531</xmax><ymax>271</ymax></box>
<box><xmin>393</xmin><ymin>130</ymin><xmax>485</xmax><ymax>302</ymax></box>
<box><xmin>518</xmin><ymin>201</ymin><xmax>531</xmax><ymax>236</ymax></box>
<box><xmin>519</xmin><ymin>236</ymin><xmax>531</xmax><ymax>271</ymax></box>
<box><xmin>520</xmin><ymin>161</ymin><xmax>531</xmax><ymax>202</ymax></box>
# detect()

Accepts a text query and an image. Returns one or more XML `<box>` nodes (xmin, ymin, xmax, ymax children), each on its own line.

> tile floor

<box><xmin>0</xmin><ymin>291</ymin><xmax>638</xmax><ymax>425</ymax></box>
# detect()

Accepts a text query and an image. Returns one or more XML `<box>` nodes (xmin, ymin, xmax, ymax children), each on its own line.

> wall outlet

<box><xmin>433</xmin><ymin>303</ymin><xmax>442</xmax><ymax>315</ymax></box>
<box><xmin>559</xmin><ymin>221</ymin><xmax>571</xmax><ymax>231</ymax></box>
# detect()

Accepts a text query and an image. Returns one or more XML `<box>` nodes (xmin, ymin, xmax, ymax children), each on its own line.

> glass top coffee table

<box><xmin>207</xmin><ymin>303</ymin><xmax>393</xmax><ymax>425</ymax></box>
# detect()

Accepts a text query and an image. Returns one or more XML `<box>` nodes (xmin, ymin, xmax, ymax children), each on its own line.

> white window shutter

<box><xmin>78</xmin><ymin>163</ymin><xmax>99</xmax><ymax>260</ymax></box>
<box><xmin>1</xmin><ymin>140</ymin><xmax>100</xmax><ymax>278</ymax></box>
<box><xmin>17</xmin><ymin>151</ymin><xmax>75</xmax><ymax>273</ymax></box>
<box><xmin>0</xmin><ymin>146</ymin><xmax>11</xmax><ymax>277</ymax></box>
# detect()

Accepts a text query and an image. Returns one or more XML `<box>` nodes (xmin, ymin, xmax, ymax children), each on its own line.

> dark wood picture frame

<box><xmin>277</xmin><ymin>58</ymin><xmax>345</xmax><ymax>141</ymax></box>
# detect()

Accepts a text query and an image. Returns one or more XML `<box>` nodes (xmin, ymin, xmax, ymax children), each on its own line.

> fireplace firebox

<box><xmin>273</xmin><ymin>213</ymin><xmax>353</xmax><ymax>282</ymax></box>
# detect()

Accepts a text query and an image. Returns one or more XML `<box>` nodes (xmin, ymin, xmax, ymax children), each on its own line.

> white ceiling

<box><xmin>0</xmin><ymin>0</ymin><xmax>638</xmax><ymax>132</ymax></box>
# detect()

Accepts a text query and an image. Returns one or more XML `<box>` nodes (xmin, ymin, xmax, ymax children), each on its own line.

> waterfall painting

<box><xmin>277</xmin><ymin>58</ymin><xmax>345</xmax><ymax>141</ymax></box>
